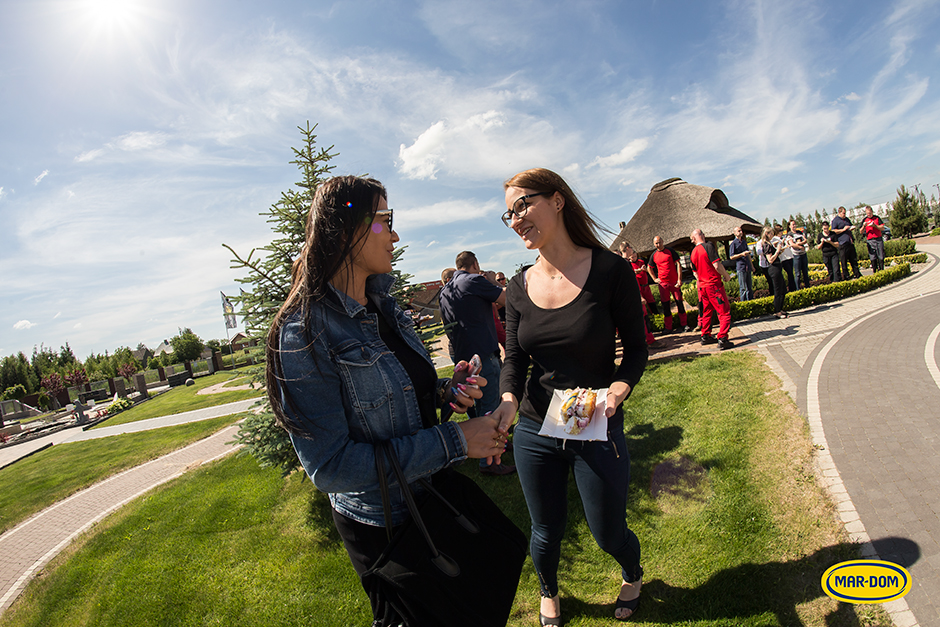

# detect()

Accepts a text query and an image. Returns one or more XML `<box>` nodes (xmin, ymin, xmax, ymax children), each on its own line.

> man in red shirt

<box><xmin>618</xmin><ymin>241</ymin><xmax>662</xmax><ymax>348</ymax></box>
<box><xmin>689</xmin><ymin>229</ymin><xmax>734</xmax><ymax>349</ymax></box>
<box><xmin>649</xmin><ymin>236</ymin><xmax>689</xmax><ymax>333</ymax></box>
<box><xmin>860</xmin><ymin>206</ymin><xmax>887</xmax><ymax>272</ymax></box>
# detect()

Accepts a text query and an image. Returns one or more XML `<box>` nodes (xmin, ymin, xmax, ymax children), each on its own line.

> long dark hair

<box><xmin>503</xmin><ymin>168</ymin><xmax>607</xmax><ymax>249</ymax></box>
<box><xmin>266</xmin><ymin>175</ymin><xmax>387</xmax><ymax>434</ymax></box>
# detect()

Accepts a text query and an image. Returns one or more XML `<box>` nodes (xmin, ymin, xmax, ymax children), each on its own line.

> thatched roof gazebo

<box><xmin>610</xmin><ymin>178</ymin><xmax>762</xmax><ymax>258</ymax></box>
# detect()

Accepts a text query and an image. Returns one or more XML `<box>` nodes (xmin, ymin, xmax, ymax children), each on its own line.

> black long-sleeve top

<box><xmin>499</xmin><ymin>248</ymin><xmax>648</xmax><ymax>426</ymax></box>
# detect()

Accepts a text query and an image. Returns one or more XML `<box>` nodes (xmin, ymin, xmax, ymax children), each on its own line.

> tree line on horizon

<box><xmin>0</xmin><ymin>328</ymin><xmax>223</xmax><ymax>407</ymax></box>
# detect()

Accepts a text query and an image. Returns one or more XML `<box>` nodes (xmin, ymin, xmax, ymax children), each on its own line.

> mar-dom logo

<box><xmin>821</xmin><ymin>560</ymin><xmax>912</xmax><ymax>604</ymax></box>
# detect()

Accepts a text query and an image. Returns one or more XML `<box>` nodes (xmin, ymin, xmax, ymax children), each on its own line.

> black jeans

<box><xmin>781</xmin><ymin>258</ymin><xmax>796</xmax><ymax>292</ymax></box>
<box><xmin>823</xmin><ymin>254</ymin><xmax>842</xmax><ymax>282</ymax></box>
<box><xmin>767</xmin><ymin>264</ymin><xmax>786</xmax><ymax>313</ymax></box>
<box><xmin>513</xmin><ymin>415</ymin><xmax>642</xmax><ymax>598</ymax></box>
<box><xmin>838</xmin><ymin>242</ymin><xmax>861</xmax><ymax>280</ymax></box>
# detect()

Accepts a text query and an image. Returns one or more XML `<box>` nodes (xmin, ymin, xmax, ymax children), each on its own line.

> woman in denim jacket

<box><xmin>266</xmin><ymin>176</ymin><xmax>505</xmax><ymax>625</ymax></box>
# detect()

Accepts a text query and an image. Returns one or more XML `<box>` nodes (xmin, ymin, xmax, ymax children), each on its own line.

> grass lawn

<box><xmin>93</xmin><ymin>372</ymin><xmax>263</xmax><ymax>428</ymax></box>
<box><xmin>0</xmin><ymin>352</ymin><xmax>889</xmax><ymax>626</ymax></box>
<box><xmin>0</xmin><ymin>414</ymin><xmax>243</xmax><ymax>535</ymax></box>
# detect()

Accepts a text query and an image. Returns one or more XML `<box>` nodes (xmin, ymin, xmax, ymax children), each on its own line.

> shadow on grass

<box><xmin>564</xmin><ymin>537</ymin><xmax>919</xmax><ymax>626</ymax></box>
<box><xmin>306</xmin><ymin>487</ymin><xmax>342</xmax><ymax>546</ymax></box>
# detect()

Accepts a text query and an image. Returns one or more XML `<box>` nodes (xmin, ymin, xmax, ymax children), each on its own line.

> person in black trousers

<box><xmin>760</xmin><ymin>226</ymin><xmax>788</xmax><ymax>319</ymax></box>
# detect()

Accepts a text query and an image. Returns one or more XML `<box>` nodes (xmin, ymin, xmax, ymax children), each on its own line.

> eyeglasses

<box><xmin>373</xmin><ymin>209</ymin><xmax>393</xmax><ymax>232</ymax></box>
<box><xmin>501</xmin><ymin>191</ymin><xmax>550</xmax><ymax>227</ymax></box>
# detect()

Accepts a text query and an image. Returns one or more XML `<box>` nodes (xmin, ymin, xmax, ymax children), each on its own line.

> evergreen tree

<box><xmin>224</xmin><ymin>122</ymin><xmax>337</xmax><ymax>342</ymax></box>
<box><xmin>225</xmin><ymin>123</ymin><xmax>337</xmax><ymax>476</ymax></box>
<box><xmin>889</xmin><ymin>184</ymin><xmax>928</xmax><ymax>239</ymax></box>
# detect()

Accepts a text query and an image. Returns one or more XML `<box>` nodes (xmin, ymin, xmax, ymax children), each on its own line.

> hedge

<box><xmin>649</xmin><ymin>263</ymin><xmax>912</xmax><ymax>330</ymax></box>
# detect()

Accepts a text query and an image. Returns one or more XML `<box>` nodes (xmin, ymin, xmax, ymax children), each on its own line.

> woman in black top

<box><xmin>492</xmin><ymin>168</ymin><xmax>648</xmax><ymax>624</ymax></box>
<box><xmin>760</xmin><ymin>226</ymin><xmax>788</xmax><ymax>318</ymax></box>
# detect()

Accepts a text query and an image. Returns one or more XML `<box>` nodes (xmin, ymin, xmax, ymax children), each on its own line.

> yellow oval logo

<box><xmin>821</xmin><ymin>560</ymin><xmax>911</xmax><ymax>604</ymax></box>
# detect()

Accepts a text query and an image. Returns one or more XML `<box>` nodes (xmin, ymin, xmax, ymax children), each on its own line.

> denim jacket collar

<box><xmin>323</xmin><ymin>273</ymin><xmax>395</xmax><ymax>318</ymax></box>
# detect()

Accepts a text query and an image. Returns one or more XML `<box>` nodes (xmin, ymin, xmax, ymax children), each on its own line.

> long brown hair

<box><xmin>503</xmin><ymin>168</ymin><xmax>607</xmax><ymax>249</ymax></box>
<box><xmin>266</xmin><ymin>175</ymin><xmax>387</xmax><ymax>434</ymax></box>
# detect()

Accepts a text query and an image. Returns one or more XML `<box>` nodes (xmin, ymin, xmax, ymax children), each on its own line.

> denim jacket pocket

<box><xmin>331</xmin><ymin>339</ymin><xmax>392</xmax><ymax>411</ymax></box>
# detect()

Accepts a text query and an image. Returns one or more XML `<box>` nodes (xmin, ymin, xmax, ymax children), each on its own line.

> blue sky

<box><xmin>2</xmin><ymin>0</ymin><xmax>939</xmax><ymax>360</ymax></box>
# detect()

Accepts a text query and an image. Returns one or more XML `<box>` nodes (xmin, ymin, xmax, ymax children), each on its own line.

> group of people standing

<box><xmin>617</xmin><ymin>233</ymin><xmax>736</xmax><ymax>350</ymax></box>
<box><xmin>818</xmin><ymin>205</ymin><xmax>888</xmax><ymax>282</ymax></box>
<box><xmin>267</xmin><ymin>169</ymin><xmax>648</xmax><ymax>626</ymax></box>
<box><xmin>730</xmin><ymin>205</ymin><xmax>888</xmax><ymax>319</ymax></box>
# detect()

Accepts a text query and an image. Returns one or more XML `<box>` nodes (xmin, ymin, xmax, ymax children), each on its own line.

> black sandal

<box><xmin>539</xmin><ymin>613</ymin><xmax>563</xmax><ymax>626</ymax></box>
<box><xmin>615</xmin><ymin>595</ymin><xmax>640</xmax><ymax>620</ymax></box>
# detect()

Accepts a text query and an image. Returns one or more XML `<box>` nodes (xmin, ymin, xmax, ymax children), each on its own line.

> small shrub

<box><xmin>1</xmin><ymin>384</ymin><xmax>27</xmax><ymax>401</ymax></box>
<box><xmin>107</xmin><ymin>397</ymin><xmax>134</xmax><ymax>415</ymax></box>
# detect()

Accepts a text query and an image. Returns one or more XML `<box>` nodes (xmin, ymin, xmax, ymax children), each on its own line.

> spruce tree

<box><xmin>889</xmin><ymin>184</ymin><xmax>928</xmax><ymax>239</ymax></box>
<box><xmin>225</xmin><ymin>123</ymin><xmax>337</xmax><ymax>476</ymax></box>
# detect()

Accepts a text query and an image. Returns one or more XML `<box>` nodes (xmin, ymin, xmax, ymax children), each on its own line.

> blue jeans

<box><xmin>513</xmin><ymin>416</ymin><xmax>642</xmax><ymax>597</ymax></box>
<box><xmin>793</xmin><ymin>254</ymin><xmax>810</xmax><ymax>289</ymax></box>
<box><xmin>469</xmin><ymin>351</ymin><xmax>501</xmax><ymax>468</ymax></box>
<box><xmin>736</xmin><ymin>264</ymin><xmax>753</xmax><ymax>301</ymax></box>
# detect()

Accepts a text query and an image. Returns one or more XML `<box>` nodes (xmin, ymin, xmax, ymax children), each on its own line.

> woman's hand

<box><xmin>492</xmin><ymin>395</ymin><xmax>519</xmax><ymax>436</ymax></box>
<box><xmin>605</xmin><ymin>381</ymin><xmax>632</xmax><ymax>418</ymax></box>
<box><xmin>446</xmin><ymin>360</ymin><xmax>486</xmax><ymax>414</ymax></box>
<box><xmin>457</xmin><ymin>414</ymin><xmax>506</xmax><ymax>460</ymax></box>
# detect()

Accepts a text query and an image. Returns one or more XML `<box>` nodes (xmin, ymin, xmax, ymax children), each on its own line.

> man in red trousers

<box><xmin>689</xmin><ymin>229</ymin><xmax>734</xmax><ymax>350</ymax></box>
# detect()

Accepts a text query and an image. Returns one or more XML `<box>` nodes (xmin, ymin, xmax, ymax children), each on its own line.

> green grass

<box><xmin>0</xmin><ymin>414</ymin><xmax>242</xmax><ymax>535</ymax></box>
<box><xmin>94</xmin><ymin>372</ymin><xmax>263</xmax><ymax>428</ymax></box>
<box><xmin>0</xmin><ymin>353</ymin><xmax>889</xmax><ymax>626</ymax></box>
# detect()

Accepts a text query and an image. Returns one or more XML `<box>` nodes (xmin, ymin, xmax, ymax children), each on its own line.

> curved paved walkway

<box><xmin>0</xmin><ymin>401</ymin><xmax>254</xmax><ymax>615</ymax></box>
<box><xmin>1</xmin><ymin>246</ymin><xmax>939</xmax><ymax>623</ymax></box>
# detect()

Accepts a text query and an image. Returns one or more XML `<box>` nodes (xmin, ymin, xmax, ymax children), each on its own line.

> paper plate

<box><xmin>537</xmin><ymin>387</ymin><xmax>609</xmax><ymax>441</ymax></box>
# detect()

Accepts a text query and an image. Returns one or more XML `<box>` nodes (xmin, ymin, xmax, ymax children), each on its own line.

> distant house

<box><xmin>132</xmin><ymin>346</ymin><xmax>153</xmax><ymax>368</ymax></box>
<box><xmin>153</xmin><ymin>340</ymin><xmax>173</xmax><ymax>357</ymax></box>
<box><xmin>230</xmin><ymin>332</ymin><xmax>258</xmax><ymax>353</ymax></box>
<box><xmin>408</xmin><ymin>280</ymin><xmax>445</xmax><ymax>326</ymax></box>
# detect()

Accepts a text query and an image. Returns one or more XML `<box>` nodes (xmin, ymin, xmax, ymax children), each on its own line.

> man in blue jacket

<box><xmin>440</xmin><ymin>251</ymin><xmax>515</xmax><ymax>476</ymax></box>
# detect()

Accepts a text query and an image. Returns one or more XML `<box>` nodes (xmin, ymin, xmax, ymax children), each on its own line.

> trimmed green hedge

<box><xmin>857</xmin><ymin>253</ymin><xmax>927</xmax><ymax>269</ymax></box>
<box><xmin>650</xmin><ymin>263</ymin><xmax>912</xmax><ymax>330</ymax></box>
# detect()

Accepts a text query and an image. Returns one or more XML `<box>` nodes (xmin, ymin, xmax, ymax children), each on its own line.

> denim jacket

<box><xmin>277</xmin><ymin>273</ymin><xmax>468</xmax><ymax>526</ymax></box>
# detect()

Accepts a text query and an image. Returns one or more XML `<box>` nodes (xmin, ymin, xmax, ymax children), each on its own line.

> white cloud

<box><xmin>73</xmin><ymin>323</ymin><xmax>83</xmax><ymax>329</ymax></box>
<box><xmin>13</xmin><ymin>320</ymin><xmax>36</xmax><ymax>330</ymax></box>
<box><xmin>399</xmin><ymin>121</ymin><xmax>447</xmax><ymax>180</ymax></box>
<box><xmin>781</xmin><ymin>187</ymin><xmax>789</xmax><ymax>194</ymax></box>
<box><xmin>426</xmin><ymin>240</ymin><xmax>439</xmax><ymax>247</ymax></box>
<box><xmin>34</xmin><ymin>170</ymin><xmax>49</xmax><ymax>185</ymax></box>
<box><xmin>0</xmin><ymin>186</ymin><xmax>5</xmax><ymax>199</ymax></box>
<box><xmin>54</xmin><ymin>312</ymin><xmax>61</xmax><ymax>319</ymax></box>
<box><xmin>75</xmin><ymin>149</ymin><xmax>106</xmax><ymax>162</ymax></box>
<box><xmin>844</xmin><ymin>92</ymin><xmax>861</xmax><ymax>101</ymax></box>
<box><xmin>115</xmin><ymin>131</ymin><xmax>168</xmax><ymax>151</ymax></box>
<box><xmin>590</xmin><ymin>139</ymin><xmax>650</xmax><ymax>168</ymax></box>
<box><xmin>397</xmin><ymin>110</ymin><xmax>576</xmax><ymax>183</ymax></box>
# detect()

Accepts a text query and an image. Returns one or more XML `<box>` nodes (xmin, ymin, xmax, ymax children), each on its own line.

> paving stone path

<box><xmin>1</xmin><ymin>245</ymin><xmax>938</xmax><ymax>625</ymax></box>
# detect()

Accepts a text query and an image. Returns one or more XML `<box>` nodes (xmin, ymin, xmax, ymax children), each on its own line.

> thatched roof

<box><xmin>610</xmin><ymin>178</ymin><xmax>762</xmax><ymax>257</ymax></box>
